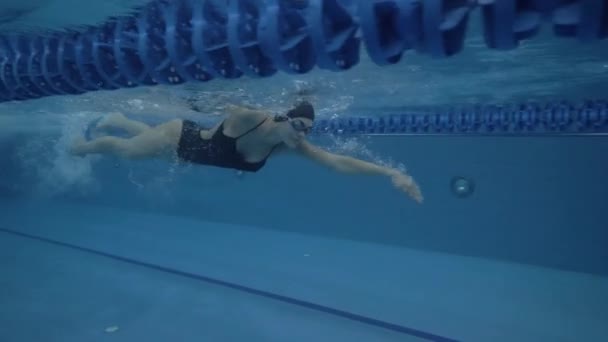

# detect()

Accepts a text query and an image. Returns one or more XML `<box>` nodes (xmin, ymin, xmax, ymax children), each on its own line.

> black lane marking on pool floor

<box><xmin>0</xmin><ymin>226</ymin><xmax>459</xmax><ymax>342</ymax></box>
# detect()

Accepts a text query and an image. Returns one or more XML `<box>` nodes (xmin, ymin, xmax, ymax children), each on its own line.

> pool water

<box><xmin>1</xmin><ymin>1</ymin><xmax>607</xmax><ymax>342</ymax></box>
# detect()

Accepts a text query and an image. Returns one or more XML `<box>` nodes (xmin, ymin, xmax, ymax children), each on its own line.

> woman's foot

<box><xmin>86</xmin><ymin>112</ymin><xmax>129</xmax><ymax>140</ymax></box>
<box><xmin>69</xmin><ymin>136</ymin><xmax>89</xmax><ymax>157</ymax></box>
<box><xmin>96</xmin><ymin>112</ymin><xmax>127</xmax><ymax>131</ymax></box>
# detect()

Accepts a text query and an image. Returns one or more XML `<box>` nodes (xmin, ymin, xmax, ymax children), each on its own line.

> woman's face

<box><xmin>280</xmin><ymin>117</ymin><xmax>314</xmax><ymax>148</ymax></box>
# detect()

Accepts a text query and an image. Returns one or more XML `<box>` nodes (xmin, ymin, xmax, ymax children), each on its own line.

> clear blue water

<box><xmin>1</xmin><ymin>2</ymin><xmax>608</xmax><ymax>342</ymax></box>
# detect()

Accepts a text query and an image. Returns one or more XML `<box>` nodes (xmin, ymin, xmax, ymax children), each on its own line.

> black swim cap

<box><xmin>286</xmin><ymin>101</ymin><xmax>315</xmax><ymax>121</ymax></box>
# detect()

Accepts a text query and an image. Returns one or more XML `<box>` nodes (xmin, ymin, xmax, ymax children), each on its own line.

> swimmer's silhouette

<box><xmin>70</xmin><ymin>101</ymin><xmax>423</xmax><ymax>203</ymax></box>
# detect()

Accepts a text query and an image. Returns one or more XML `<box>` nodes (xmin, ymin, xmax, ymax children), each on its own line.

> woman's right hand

<box><xmin>389</xmin><ymin>170</ymin><xmax>424</xmax><ymax>204</ymax></box>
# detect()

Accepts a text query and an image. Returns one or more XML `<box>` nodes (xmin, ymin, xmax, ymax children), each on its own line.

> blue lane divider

<box><xmin>311</xmin><ymin>101</ymin><xmax>608</xmax><ymax>135</ymax></box>
<box><xmin>0</xmin><ymin>0</ymin><xmax>606</xmax><ymax>103</ymax></box>
<box><xmin>0</xmin><ymin>226</ymin><xmax>459</xmax><ymax>342</ymax></box>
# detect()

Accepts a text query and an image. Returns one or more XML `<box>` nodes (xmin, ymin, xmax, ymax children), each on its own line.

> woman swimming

<box><xmin>70</xmin><ymin>101</ymin><xmax>423</xmax><ymax>203</ymax></box>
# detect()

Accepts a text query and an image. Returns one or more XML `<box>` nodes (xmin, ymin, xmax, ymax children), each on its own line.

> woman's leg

<box><xmin>71</xmin><ymin>120</ymin><xmax>182</xmax><ymax>160</ymax></box>
<box><xmin>96</xmin><ymin>112</ymin><xmax>152</xmax><ymax>136</ymax></box>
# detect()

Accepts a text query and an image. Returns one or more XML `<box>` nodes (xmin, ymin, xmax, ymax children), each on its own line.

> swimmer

<box><xmin>70</xmin><ymin>101</ymin><xmax>423</xmax><ymax>203</ymax></box>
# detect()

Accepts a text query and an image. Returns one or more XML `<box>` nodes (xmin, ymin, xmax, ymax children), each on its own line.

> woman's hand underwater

<box><xmin>388</xmin><ymin>170</ymin><xmax>424</xmax><ymax>204</ymax></box>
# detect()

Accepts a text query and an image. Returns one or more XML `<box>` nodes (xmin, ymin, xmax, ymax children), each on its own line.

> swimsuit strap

<box><xmin>266</xmin><ymin>143</ymin><xmax>282</xmax><ymax>158</ymax></box>
<box><xmin>234</xmin><ymin>117</ymin><xmax>268</xmax><ymax>139</ymax></box>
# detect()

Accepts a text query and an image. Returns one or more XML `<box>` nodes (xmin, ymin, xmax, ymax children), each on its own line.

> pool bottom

<box><xmin>0</xmin><ymin>198</ymin><xmax>606</xmax><ymax>342</ymax></box>
<box><xmin>0</xmin><ymin>231</ymin><xmax>419</xmax><ymax>342</ymax></box>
